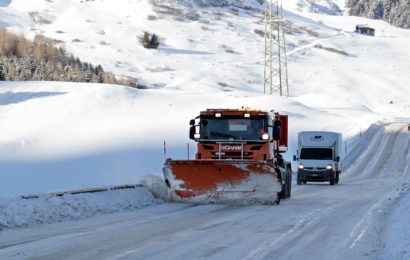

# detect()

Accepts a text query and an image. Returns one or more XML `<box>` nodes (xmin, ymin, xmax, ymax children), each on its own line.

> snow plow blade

<box><xmin>163</xmin><ymin>159</ymin><xmax>282</xmax><ymax>204</ymax></box>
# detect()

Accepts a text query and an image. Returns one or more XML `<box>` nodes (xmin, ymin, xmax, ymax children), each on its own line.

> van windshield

<box><xmin>300</xmin><ymin>148</ymin><xmax>332</xmax><ymax>160</ymax></box>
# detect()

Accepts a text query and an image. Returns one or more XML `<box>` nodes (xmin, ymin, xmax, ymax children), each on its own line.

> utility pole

<box><xmin>264</xmin><ymin>0</ymin><xmax>289</xmax><ymax>96</ymax></box>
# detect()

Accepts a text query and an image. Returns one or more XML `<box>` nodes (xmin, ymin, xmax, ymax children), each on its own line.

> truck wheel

<box><xmin>297</xmin><ymin>173</ymin><xmax>302</xmax><ymax>185</ymax></box>
<box><xmin>329</xmin><ymin>172</ymin><xmax>335</xmax><ymax>185</ymax></box>
<box><xmin>277</xmin><ymin>169</ymin><xmax>286</xmax><ymax>199</ymax></box>
<box><xmin>280</xmin><ymin>182</ymin><xmax>287</xmax><ymax>199</ymax></box>
<box><xmin>275</xmin><ymin>192</ymin><xmax>281</xmax><ymax>204</ymax></box>
<box><xmin>284</xmin><ymin>171</ymin><xmax>290</xmax><ymax>198</ymax></box>
<box><xmin>287</xmin><ymin>170</ymin><xmax>292</xmax><ymax>198</ymax></box>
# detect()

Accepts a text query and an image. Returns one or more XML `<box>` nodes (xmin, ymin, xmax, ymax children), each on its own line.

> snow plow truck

<box><xmin>163</xmin><ymin>108</ymin><xmax>292</xmax><ymax>204</ymax></box>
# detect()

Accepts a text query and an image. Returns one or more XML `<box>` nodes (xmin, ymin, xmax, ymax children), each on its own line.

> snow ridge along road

<box><xmin>0</xmin><ymin>123</ymin><xmax>409</xmax><ymax>259</ymax></box>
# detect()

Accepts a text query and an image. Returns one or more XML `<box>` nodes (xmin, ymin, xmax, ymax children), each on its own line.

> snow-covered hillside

<box><xmin>1</xmin><ymin>0</ymin><xmax>410</xmax><ymax>258</ymax></box>
<box><xmin>1</xmin><ymin>0</ymin><xmax>409</xmax><ymax>196</ymax></box>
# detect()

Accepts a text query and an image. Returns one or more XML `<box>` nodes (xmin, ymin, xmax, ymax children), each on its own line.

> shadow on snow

<box><xmin>0</xmin><ymin>91</ymin><xmax>67</xmax><ymax>106</ymax></box>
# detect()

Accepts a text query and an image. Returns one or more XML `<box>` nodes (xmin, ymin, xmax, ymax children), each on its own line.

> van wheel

<box><xmin>330</xmin><ymin>172</ymin><xmax>335</xmax><ymax>185</ymax></box>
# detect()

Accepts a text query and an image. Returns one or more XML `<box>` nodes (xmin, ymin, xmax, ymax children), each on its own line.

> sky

<box><xmin>0</xmin><ymin>0</ymin><xmax>410</xmax><ymax>256</ymax></box>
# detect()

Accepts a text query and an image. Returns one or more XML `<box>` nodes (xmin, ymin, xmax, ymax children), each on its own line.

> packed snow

<box><xmin>0</xmin><ymin>186</ymin><xmax>161</xmax><ymax>230</ymax></box>
<box><xmin>1</xmin><ymin>0</ymin><xmax>410</xmax><ymax>258</ymax></box>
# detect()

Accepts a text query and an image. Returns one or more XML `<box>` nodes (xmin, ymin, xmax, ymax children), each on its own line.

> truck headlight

<box><xmin>298</xmin><ymin>164</ymin><xmax>304</xmax><ymax>170</ymax></box>
<box><xmin>326</xmin><ymin>165</ymin><xmax>333</xmax><ymax>170</ymax></box>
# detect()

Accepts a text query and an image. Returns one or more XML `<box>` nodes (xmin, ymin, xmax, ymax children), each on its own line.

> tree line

<box><xmin>347</xmin><ymin>0</ymin><xmax>410</xmax><ymax>29</ymax></box>
<box><xmin>0</xmin><ymin>29</ymin><xmax>136</xmax><ymax>86</ymax></box>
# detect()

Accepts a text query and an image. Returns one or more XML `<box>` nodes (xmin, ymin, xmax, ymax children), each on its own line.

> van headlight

<box><xmin>326</xmin><ymin>165</ymin><xmax>333</xmax><ymax>170</ymax></box>
<box><xmin>298</xmin><ymin>164</ymin><xmax>304</xmax><ymax>170</ymax></box>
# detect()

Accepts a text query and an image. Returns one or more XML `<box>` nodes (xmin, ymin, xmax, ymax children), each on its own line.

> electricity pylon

<box><xmin>264</xmin><ymin>0</ymin><xmax>289</xmax><ymax>96</ymax></box>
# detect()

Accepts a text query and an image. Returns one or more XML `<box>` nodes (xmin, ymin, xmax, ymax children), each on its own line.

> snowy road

<box><xmin>0</xmin><ymin>123</ymin><xmax>409</xmax><ymax>259</ymax></box>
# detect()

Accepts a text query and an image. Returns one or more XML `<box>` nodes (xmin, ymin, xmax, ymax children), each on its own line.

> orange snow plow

<box><xmin>163</xmin><ymin>108</ymin><xmax>292</xmax><ymax>204</ymax></box>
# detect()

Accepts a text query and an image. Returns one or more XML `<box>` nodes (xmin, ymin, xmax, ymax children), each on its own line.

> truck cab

<box><xmin>189</xmin><ymin>108</ymin><xmax>287</xmax><ymax>161</ymax></box>
<box><xmin>293</xmin><ymin>131</ymin><xmax>342</xmax><ymax>185</ymax></box>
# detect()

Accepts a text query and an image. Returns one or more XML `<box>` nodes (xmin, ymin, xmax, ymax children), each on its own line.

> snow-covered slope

<box><xmin>283</xmin><ymin>0</ymin><xmax>345</xmax><ymax>15</ymax></box>
<box><xmin>1</xmin><ymin>0</ymin><xmax>409</xmax><ymax>196</ymax></box>
<box><xmin>1</xmin><ymin>0</ymin><xmax>410</xmax><ymax>257</ymax></box>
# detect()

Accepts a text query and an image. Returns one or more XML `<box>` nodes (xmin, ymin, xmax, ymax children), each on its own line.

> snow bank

<box><xmin>0</xmin><ymin>187</ymin><xmax>162</xmax><ymax>230</ymax></box>
<box><xmin>380</xmin><ymin>185</ymin><xmax>410</xmax><ymax>259</ymax></box>
<box><xmin>140</xmin><ymin>174</ymin><xmax>171</xmax><ymax>201</ymax></box>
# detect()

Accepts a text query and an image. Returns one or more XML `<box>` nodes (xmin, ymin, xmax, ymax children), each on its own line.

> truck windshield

<box><xmin>199</xmin><ymin>117</ymin><xmax>267</xmax><ymax>141</ymax></box>
<box><xmin>300</xmin><ymin>148</ymin><xmax>333</xmax><ymax>160</ymax></box>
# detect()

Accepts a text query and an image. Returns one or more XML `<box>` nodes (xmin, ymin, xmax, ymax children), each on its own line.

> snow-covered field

<box><xmin>1</xmin><ymin>0</ymin><xmax>410</xmax><ymax>258</ymax></box>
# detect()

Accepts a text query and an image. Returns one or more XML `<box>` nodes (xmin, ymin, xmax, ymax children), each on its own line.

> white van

<box><xmin>293</xmin><ymin>131</ymin><xmax>342</xmax><ymax>185</ymax></box>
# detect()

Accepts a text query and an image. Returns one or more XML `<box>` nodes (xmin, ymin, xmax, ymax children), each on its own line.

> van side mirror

<box><xmin>189</xmin><ymin>119</ymin><xmax>195</xmax><ymax>126</ymax></box>
<box><xmin>293</xmin><ymin>155</ymin><xmax>297</xmax><ymax>161</ymax></box>
<box><xmin>335</xmin><ymin>156</ymin><xmax>340</xmax><ymax>162</ymax></box>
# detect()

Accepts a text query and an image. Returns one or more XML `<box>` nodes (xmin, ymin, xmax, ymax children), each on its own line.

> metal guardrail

<box><xmin>20</xmin><ymin>184</ymin><xmax>143</xmax><ymax>199</ymax></box>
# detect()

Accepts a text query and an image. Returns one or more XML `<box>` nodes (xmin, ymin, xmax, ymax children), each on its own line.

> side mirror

<box><xmin>293</xmin><ymin>155</ymin><xmax>297</xmax><ymax>161</ymax></box>
<box><xmin>272</xmin><ymin>127</ymin><xmax>280</xmax><ymax>141</ymax></box>
<box><xmin>189</xmin><ymin>126</ymin><xmax>195</xmax><ymax>139</ymax></box>
<box><xmin>335</xmin><ymin>156</ymin><xmax>340</xmax><ymax>162</ymax></box>
<box><xmin>273</xmin><ymin>120</ymin><xmax>281</xmax><ymax>127</ymax></box>
<box><xmin>189</xmin><ymin>119</ymin><xmax>195</xmax><ymax>126</ymax></box>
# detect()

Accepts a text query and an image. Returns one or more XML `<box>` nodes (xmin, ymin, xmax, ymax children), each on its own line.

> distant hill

<box><xmin>347</xmin><ymin>0</ymin><xmax>410</xmax><ymax>29</ymax></box>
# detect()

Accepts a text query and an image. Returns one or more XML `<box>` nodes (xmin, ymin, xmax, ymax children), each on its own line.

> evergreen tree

<box><xmin>82</xmin><ymin>63</ymin><xmax>92</xmax><ymax>82</ymax></box>
<box><xmin>0</xmin><ymin>29</ymin><xmax>134</xmax><ymax>85</ymax></box>
<box><xmin>34</xmin><ymin>60</ymin><xmax>46</xmax><ymax>80</ymax></box>
<box><xmin>95</xmin><ymin>64</ymin><xmax>104</xmax><ymax>83</ymax></box>
<box><xmin>0</xmin><ymin>63</ymin><xmax>5</xmax><ymax>81</ymax></box>
<box><xmin>150</xmin><ymin>34</ymin><xmax>160</xmax><ymax>49</ymax></box>
<box><xmin>29</xmin><ymin>58</ymin><xmax>36</xmax><ymax>77</ymax></box>
<box><xmin>140</xmin><ymin>32</ymin><xmax>150</xmax><ymax>48</ymax></box>
<box><xmin>139</xmin><ymin>32</ymin><xmax>160</xmax><ymax>49</ymax></box>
